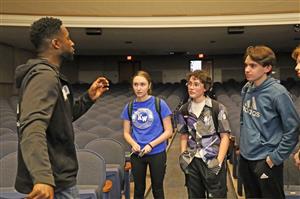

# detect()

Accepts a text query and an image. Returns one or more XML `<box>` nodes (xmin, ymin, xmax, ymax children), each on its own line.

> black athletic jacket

<box><xmin>15</xmin><ymin>58</ymin><xmax>94</xmax><ymax>193</ymax></box>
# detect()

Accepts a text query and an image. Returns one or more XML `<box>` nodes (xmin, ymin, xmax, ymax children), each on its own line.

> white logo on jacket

<box><xmin>243</xmin><ymin>97</ymin><xmax>261</xmax><ymax>117</ymax></box>
<box><xmin>62</xmin><ymin>85</ymin><xmax>70</xmax><ymax>101</ymax></box>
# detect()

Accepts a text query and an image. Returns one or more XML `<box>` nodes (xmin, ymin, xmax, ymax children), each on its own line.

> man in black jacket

<box><xmin>15</xmin><ymin>17</ymin><xmax>109</xmax><ymax>199</ymax></box>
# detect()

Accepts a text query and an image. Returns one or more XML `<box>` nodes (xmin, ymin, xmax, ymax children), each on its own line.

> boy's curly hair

<box><xmin>186</xmin><ymin>70</ymin><xmax>212</xmax><ymax>91</ymax></box>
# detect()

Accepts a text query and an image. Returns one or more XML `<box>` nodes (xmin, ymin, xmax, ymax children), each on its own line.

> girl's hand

<box><xmin>142</xmin><ymin>144</ymin><xmax>153</xmax><ymax>155</ymax></box>
<box><xmin>131</xmin><ymin>143</ymin><xmax>141</xmax><ymax>153</ymax></box>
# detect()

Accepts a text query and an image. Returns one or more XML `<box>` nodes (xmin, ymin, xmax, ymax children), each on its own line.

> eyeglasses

<box><xmin>185</xmin><ymin>81</ymin><xmax>202</xmax><ymax>88</ymax></box>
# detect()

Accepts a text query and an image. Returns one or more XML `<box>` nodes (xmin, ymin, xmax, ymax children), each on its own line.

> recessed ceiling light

<box><xmin>227</xmin><ymin>26</ymin><xmax>244</xmax><ymax>34</ymax></box>
<box><xmin>294</xmin><ymin>24</ymin><xmax>300</xmax><ymax>32</ymax></box>
<box><xmin>85</xmin><ymin>28</ymin><xmax>102</xmax><ymax>35</ymax></box>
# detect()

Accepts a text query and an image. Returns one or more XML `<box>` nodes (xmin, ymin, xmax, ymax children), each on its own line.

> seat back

<box><xmin>85</xmin><ymin>138</ymin><xmax>125</xmax><ymax>168</ymax></box>
<box><xmin>87</xmin><ymin>126</ymin><xmax>115</xmax><ymax>138</ymax></box>
<box><xmin>77</xmin><ymin>149</ymin><xmax>108</xmax><ymax>199</ymax></box>
<box><xmin>0</xmin><ymin>134</ymin><xmax>18</xmax><ymax>141</ymax></box>
<box><xmin>85</xmin><ymin>138</ymin><xmax>126</xmax><ymax>199</ymax></box>
<box><xmin>107</xmin><ymin>119</ymin><xmax>123</xmax><ymax>132</ymax></box>
<box><xmin>0</xmin><ymin>141</ymin><xmax>18</xmax><ymax>158</ymax></box>
<box><xmin>108</xmin><ymin>133</ymin><xmax>131</xmax><ymax>153</ymax></box>
<box><xmin>0</xmin><ymin>152</ymin><xmax>17</xmax><ymax>187</ymax></box>
<box><xmin>75</xmin><ymin>133</ymin><xmax>99</xmax><ymax>149</ymax></box>
<box><xmin>77</xmin><ymin>149</ymin><xmax>106</xmax><ymax>186</ymax></box>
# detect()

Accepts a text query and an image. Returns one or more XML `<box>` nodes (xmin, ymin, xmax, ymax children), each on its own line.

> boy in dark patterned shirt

<box><xmin>177</xmin><ymin>70</ymin><xmax>231</xmax><ymax>198</ymax></box>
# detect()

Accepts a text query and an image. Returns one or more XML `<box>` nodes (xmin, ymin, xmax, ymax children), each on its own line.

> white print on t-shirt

<box><xmin>132</xmin><ymin>108</ymin><xmax>154</xmax><ymax>129</ymax></box>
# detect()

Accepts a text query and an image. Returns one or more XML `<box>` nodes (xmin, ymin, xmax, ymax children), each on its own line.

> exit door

<box><xmin>118</xmin><ymin>61</ymin><xmax>141</xmax><ymax>83</ymax></box>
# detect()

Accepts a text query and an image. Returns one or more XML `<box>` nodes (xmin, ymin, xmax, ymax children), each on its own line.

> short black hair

<box><xmin>30</xmin><ymin>17</ymin><xmax>62</xmax><ymax>50</ymax></box>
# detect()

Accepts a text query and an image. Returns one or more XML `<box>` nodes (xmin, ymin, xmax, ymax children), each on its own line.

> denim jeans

<box><xmin>55</xmin><ymin>185</ymin><xmax>79</xmax><ymax>199</ymax></box>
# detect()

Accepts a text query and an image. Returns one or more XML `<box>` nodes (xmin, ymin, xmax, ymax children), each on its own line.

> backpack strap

<box><xmin>127</xmin><ymin>99</ymin><xmax>134</xmax><ymax>123</ymax></box>
<box><xmin>155</xmin><ymin>97</ymin><xmax>164</xmax><ymax>130</ymax></box>
<box><xmin>211</xmin><ymin>99</ymin><xmax>220</xmax><ymax>134</ymax></box>
<box><xmin>180</xmin><ymin>102</ymin><xmax>189</xmax><ymax>117</ymax></box>
<box><xmin>240</xmin><ymin>83</ymin><xmax>250</xmax><ymax>125</ymax></box>
<box><xmin>211</xmin><ymin>99</ymin><xmax>233</xmax><ymax>159</ymax></box>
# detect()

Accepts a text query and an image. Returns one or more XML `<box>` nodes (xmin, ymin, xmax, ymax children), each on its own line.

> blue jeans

<box><xmin>55</xmin><ymin>185</ymin><xmax>79</xmax><ymax>199</ymax></box>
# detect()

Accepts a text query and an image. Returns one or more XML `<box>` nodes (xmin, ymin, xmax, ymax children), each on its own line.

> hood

<box><xmin>15</xmin><ymin>58</ymin><xmax>55</xmax><ymax>88</ymax></box>
<box><xmin>242</xmin><ymin>76</ymin><xmax>278</xmax><ymax>94</ymax></box>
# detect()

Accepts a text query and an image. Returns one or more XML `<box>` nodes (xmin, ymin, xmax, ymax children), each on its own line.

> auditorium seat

<box><xmin>77</xmin><ymin>149</ymin><xmax>112</xmax><ymax>199</ymax></box>
<box><xmin>85</xmin><ymin>138</ymin><xmax>130</xmax><ymax>199</ymax></box>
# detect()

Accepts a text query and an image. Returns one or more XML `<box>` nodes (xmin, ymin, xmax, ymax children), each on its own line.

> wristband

<box><xmin>148</xmin><ymin>143</ymin><xmax>153</xmax><ymax>149</ymax></box>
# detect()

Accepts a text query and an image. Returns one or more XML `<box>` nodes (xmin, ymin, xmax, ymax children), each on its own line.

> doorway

<box><xmin>118</xmin><ymin>61</ymin><xmax>141</xmax><ymax>83</ymax></box>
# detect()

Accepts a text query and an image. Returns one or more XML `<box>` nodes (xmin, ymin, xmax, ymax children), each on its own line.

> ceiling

<box><xmin>0</xmin><ymin>24</ymin><xmax>299</xmax><ymax>56</ymax></box>
<box><xmin>2</xmin><ymin>0</ymin><xmax>300</xmax><ymax>17</ymax></box>
<box><xmin>0</xmin><ymin>0</ymin><xmax>299</xmax><ymax>56</ymax></box>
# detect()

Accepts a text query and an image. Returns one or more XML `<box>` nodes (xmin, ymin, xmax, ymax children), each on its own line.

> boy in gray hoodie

<box><xmin>292</xmin><ymin>45</ymin><xmax>300</xmax><ymax>170</ymax></box>
<box><xmin>239</xmin><ymin>45</ymin><xmax>300</xmax><ymax>199</ymax></box>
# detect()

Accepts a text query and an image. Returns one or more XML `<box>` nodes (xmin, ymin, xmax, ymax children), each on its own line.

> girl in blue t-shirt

<box><xmin>121</xmin><ymin>70</ymin><xmax>173</xmax><ymax>199</ymax></box>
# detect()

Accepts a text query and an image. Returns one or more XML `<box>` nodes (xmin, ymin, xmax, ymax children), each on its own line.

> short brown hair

<box><xmin>132</xmin><ymin>70</ymin><xmax>152</xmax><ymax>94</ymax></box>
<box><xmin>292</xmin><ymin>45</ymin><xmax>300</xmax><ymax>60</ymax></box>
<box><xmin>244</xmin><ymin>45</ymin><xmax>276</xmax><ymax>75</ymax></box>
<box><xmin>186</xmin><ymin>70</ymin><xmax>212</xmax><ymax>90</ymax></box>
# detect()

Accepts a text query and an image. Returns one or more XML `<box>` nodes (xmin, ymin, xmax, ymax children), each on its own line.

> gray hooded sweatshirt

<box><xmin>240</xmin><ymin>77</ymin><xmax>299</xmax><ymax>165</ymax></box>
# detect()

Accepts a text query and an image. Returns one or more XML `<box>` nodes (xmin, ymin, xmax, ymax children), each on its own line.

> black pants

<box><xmin>131</xmin><ymin>151</ymin><xmax>166</xmax><ymax>199</ymax></box>
<box><xmin>239</xmin><ymin>155</ymin><xmax>285</xmax><ymax>199</ymax></box>
<box><xmin>185</xmin><ymin>157</ymin><xmax>227</xmax><ymax>199</ymax></box>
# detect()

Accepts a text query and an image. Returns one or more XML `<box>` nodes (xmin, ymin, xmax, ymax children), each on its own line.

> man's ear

<box><xmin>51</xmin><ymin>38</ymin><xmax>60</xmax><ymax>49</ymax></box>
<box><xmin>265</xmin><ymin>65</ymin><xmax>272</xmax><ymax>73</ymax></box>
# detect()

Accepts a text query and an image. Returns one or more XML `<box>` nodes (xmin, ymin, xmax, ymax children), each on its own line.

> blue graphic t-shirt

<box><xmin>121</xmin><ymin>96</ymin><xmax>172</xmax><ymax>155</ymax></box>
